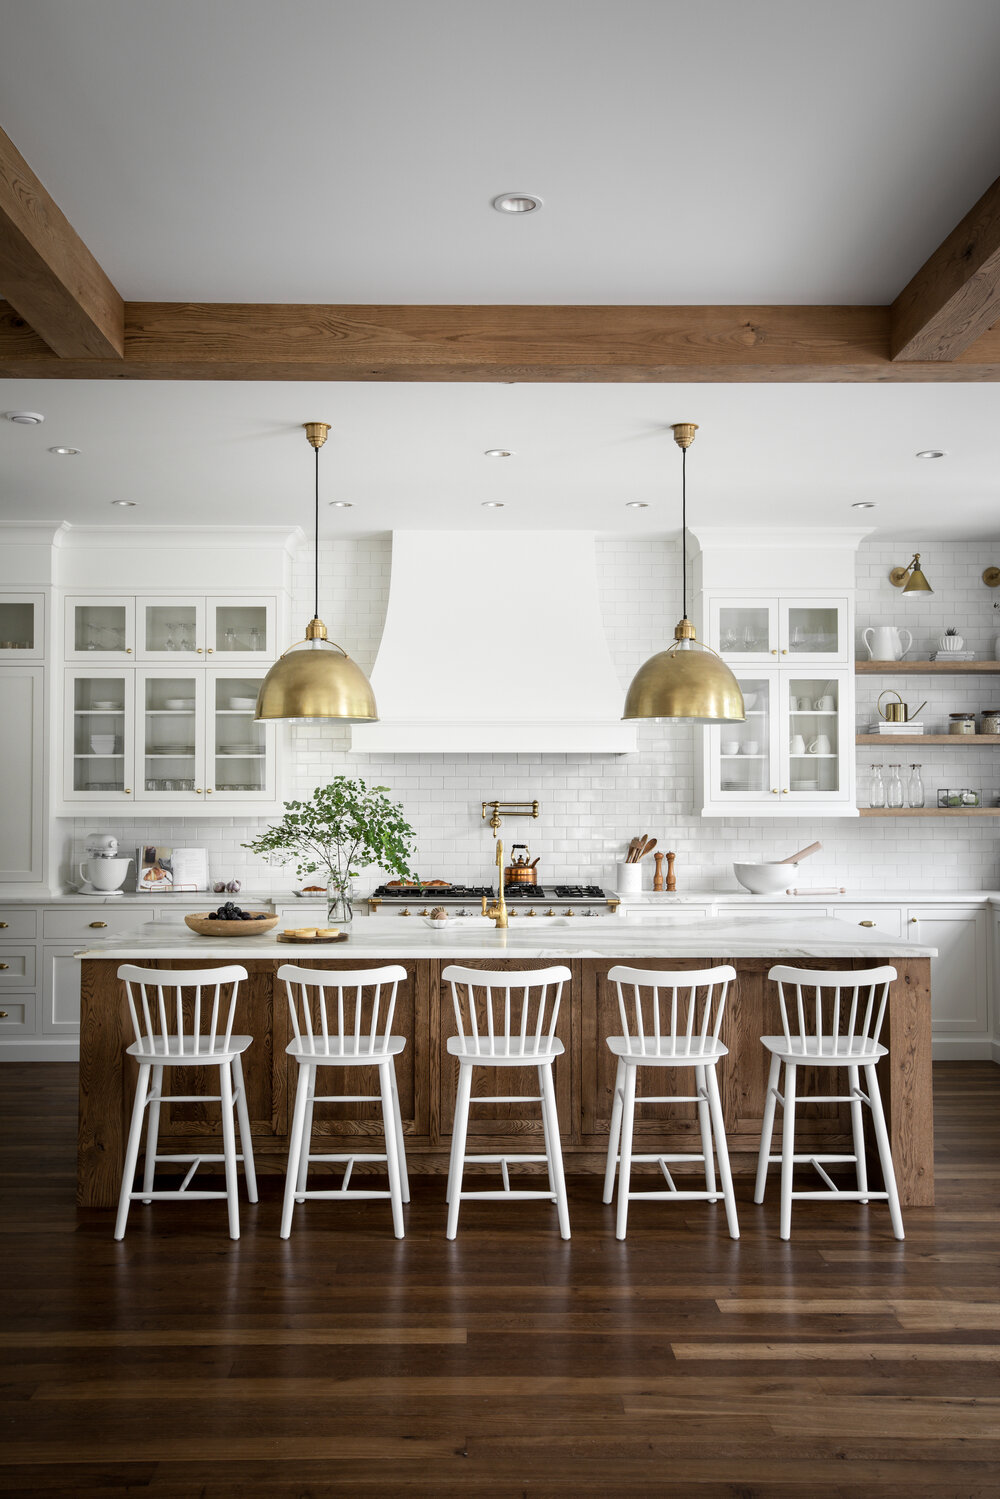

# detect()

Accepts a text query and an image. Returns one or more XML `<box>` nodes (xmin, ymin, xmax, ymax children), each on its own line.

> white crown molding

<box><xmin>690</xmin><ymin>526</ymin><xmax>875</xmax><ymax>552</ymax></box>
<box><xmin>57</xmin><ymin>524</ymin><xmax>304</xmax><ymax>551</ymax></box>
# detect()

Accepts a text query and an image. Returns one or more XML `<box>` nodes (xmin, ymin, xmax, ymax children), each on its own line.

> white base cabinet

<box><xmin>905</xmin><ymin>906</ymin><xmax>989</xmax><ymax>1041</ymax></box>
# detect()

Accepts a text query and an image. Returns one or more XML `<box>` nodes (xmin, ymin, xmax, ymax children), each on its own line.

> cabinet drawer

<box><xmin>0</xmin><ymin>995</ymin><xmax>35</xmax><ymax>1035</ymax></box>
<box><xmin>42</xmin><ymin>908</ymin><xmax>143</xmax><ymax>941</ymax></box>
<box><xmin>834</xmin><ymin>905</ymin><xmax>903</xmax><ymax>938</ymax></box>
<box><xmin>0</xmin><ymin>908</ymin><xmax>37</xmax><ymax>939</ymax></box>
<box><xmin>0</xmin><ymin>948</ymin><xmax>36</xmax><ymax>985</ymax></box>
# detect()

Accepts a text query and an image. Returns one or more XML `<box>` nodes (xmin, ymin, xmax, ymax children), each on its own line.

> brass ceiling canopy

<box><xmin>623</xmin><ymin>423</ymin><xmax>746</xmax><ymax>724</ymax></box>
<box><xmin>889</xmin><ymin>552</ymin><xmax>934</xmax><ymax>597</ymax></box>
<box><xmin>255</xmin><ymin>423</ymin><xmax>378</xmax><ymax>723</ymax></box>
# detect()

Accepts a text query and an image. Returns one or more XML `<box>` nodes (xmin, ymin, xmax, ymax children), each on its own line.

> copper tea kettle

<box><xmin>504</xmin><ymin>844</ymin><xmax>540</xmax><ymax>885</ymax></box>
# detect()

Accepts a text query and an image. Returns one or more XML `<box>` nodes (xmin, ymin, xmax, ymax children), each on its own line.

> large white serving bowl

<box><xmin>733</xmin><ymin>861</ymin><xmax>798</xmax><ymax>894</ymax></box>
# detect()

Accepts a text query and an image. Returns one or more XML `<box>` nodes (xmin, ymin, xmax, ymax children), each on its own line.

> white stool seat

<box><xmin>278</xmin><ymin>964</ymin><xmax>410</xmax><ymax>1240</ymax></box>
<box><xmin>126</xmin><ymin>1033</ymin><xmax>254</xmax><ymax>1064</ymax></box>
<box><xmin>443</xmin><ymin>964</ymin><xmax>572</xmax><ymax>1240</ymax></box>
<box><xmin>603</xmin><ymin>964</ymin><xmax>740</xmax><ymax>1241</ymax></box>
<box><xmin>114</xmin><ymin>964</ymin><xmax>257</xmax><ymax>1242</ymax></box>
<box><xmin>759</xmin><ymin>1034</ymin><xmax>887</xmax><ymax>1063</ymax></box>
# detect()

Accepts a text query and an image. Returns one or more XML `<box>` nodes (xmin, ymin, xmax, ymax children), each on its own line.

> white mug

<box><xmin>816</xmin><ymin>695</ymin><xmax>836</xmax><ymax>711</ymax></box>
<box><xmin>809</xmin><ymin>735</ymin><xmax>832</xmax><ymax>754</ymax></box>
<box><xmin>742</xmin><ymin>740</ymin><xmax>760</xmax><ymax>755</ymax></box>
<box><xmin>789</xmin><ymin>734</ymin><xmax>806</xmax><ymax>754</ymax></box>
<box><xmin>796</xmin><ymin>698</ymin><xmax>813</xmax><ymax>712</ymax></box>
<box><xmin>788</xmin><ymin>696</ymin><xmax>800</xmax><ymax>711</ymax></box>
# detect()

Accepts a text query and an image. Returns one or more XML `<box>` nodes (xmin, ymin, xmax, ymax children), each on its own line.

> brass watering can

<box><xmin>877</xmin><ymin>688</ymin><xmax>927</xmax><ymax>723</ymax></box>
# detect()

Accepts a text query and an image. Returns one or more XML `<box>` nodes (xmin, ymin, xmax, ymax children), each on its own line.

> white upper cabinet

<box><xmin>137</xmin><ymin>597</ymin><xmax>206</xmax><ymax>661</ymax></box>
<box><xmin>707</xmin><ymin>595</ymin><xmax>849</xmax><ymax>664</ymax></box>
<box><xmin>63</xmin><ymin>669</ymin><xmax>136</xmax><ymax>804</ymax></box>
<box><xmin>64</xmin><ymin>597</ymin><xmax>135</xmax><ymax>662</ymax></box>
<box><xmin>137</xmin><ymin>596</ymin><xmax>275</xmax><ymax>662</ymax></box>
<box><xmin>0</xmin><ymin>593</ymin><xmax>45</xmax><ymax>662</ymax></box>
<box><xmin>207</xmin><ymin>598</ymin><xmax>275</xmax><ymax>663</ymax></box>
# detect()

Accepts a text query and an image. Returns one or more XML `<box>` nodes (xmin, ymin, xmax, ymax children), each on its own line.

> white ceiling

<box><xmin>2</xmin><ymin>379</ymin><xmax>999</xmax><ymax>539</ymax></box>
<box><xmin>2</xmin><ymin>0</ymin><xmax>1000</xmax><ymax>303</ymax></box>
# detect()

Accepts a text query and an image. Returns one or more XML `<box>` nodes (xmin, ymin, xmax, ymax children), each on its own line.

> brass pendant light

<box><xmin>623</xmin><ymin>423</ymin><xmax>746</xmax><ymax>723</ymax></box>
<box><xmin>255</xmin><ymin>423</ymin><xmax>378</xmax><ymax>723</ymax></box>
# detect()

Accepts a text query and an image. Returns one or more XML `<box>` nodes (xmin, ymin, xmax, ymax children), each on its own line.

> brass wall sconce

<box><xmin>889</xmin><ymin>553</ymin><xmax>933</xmax><ymax>596</ymax></box>
<box><xmin>983</xmin><ymin>567</ymin><xmax>1000</xmax><ymax>588</ymax></box>
<box><xmin>481</xmin><ymin>799</ymin><xmax>540</xmax><ymax>834</ymax></box>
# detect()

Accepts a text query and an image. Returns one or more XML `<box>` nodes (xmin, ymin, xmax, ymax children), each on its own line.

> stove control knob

<box><xmin>456</xmin><ymin>909</ymin><xmax>468</xmax><ymax>916</ymax></box>
<box><xmin>400</xmin><ymin>908</ymin><xmax>411</xmax><ymax>917</ymax></box>
<box><xmin>526</xmin><ymin>909</ymin><xmax>536</xmax><ymax>917</ymax></box>
<box><xmin>419</xmin><ymin>908</ymin><xmax>429</xmax><ymax>916</ymax></box>
<box><xmin>566</xmin><ymin>909</ymin><xmax>575</xmax><ymax>918</ymax></box>
<box><xmin>545</xmin><ymin>909</ymin><xmax>555</xmax><ymax>917</ymax></box>
<box><xmin>508</xmin><ymin>909</ymin><xmax>517</xmax><ymax>917</ymax></box>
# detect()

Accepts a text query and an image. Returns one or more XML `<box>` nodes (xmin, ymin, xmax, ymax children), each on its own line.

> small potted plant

<box><xmin>242</xmin><ymin>776</ymin><xmax>416</xmax><ymax>925</ymax></box>
<box><xmin>938</xmin><ymin>626</ymin><xmax>964</xmax><ymax>652</ymax></box>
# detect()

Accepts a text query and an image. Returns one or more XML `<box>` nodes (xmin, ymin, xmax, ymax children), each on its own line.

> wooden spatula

<box><xmin>637</xmin><ymin>837</ymin><xmax>657</xmax><ymax>860</ymax></box>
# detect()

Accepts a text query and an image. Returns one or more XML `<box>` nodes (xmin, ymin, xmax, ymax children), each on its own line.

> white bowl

<box><xmin>164</xmin><ymin>698</ymin><xmax>195</xmax><ymax>710</ymax></box>
<box><xmin>733</xmin><ymin>861</ymin><xmax>798</xmax><ymax>894</ymax></box>
<box><xmin>90</xmin><ymin>735</ymin><xmax>117</xmax><ymax>754</ymax></box>
<box><xmin>741</xmin><ymin>692</ymin><xmax>758</xmax><ymax>711</ymax></box>
<box><xmin>92</xmin><ymin>701</ymin><xmax>117</xmax><ymax>711</ymax></box>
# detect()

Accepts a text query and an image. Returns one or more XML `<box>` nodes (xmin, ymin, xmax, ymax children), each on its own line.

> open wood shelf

<box><xmin>857</xmin><ymin>807</ymin><xmax>1000</xmax><ymax>817</ymax></box>
<box><xmin>856</xmin><ymin>659</ymin><xmax>1000</xmax><ymax>674</ymax></box>
<box><xmin>855</xmin><ymin>733</ymin><xmax>1000</xmax><ymax>745</ymax></box>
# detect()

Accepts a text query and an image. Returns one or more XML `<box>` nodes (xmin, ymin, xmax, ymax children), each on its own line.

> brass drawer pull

<box><xmin>859</xmin><ymin>920</ymin><xmax>874</xmax><ymax>927</ymax></box>
<box><xmin>0</xmin><ymin>922</ymin><xmax>7</xmax><ymax>929</ymax></box>
<box><xmin>0</xmin><ymin>963</ymin><xmax>9</xmax><ymax>971</ymax></box>
<box><xmin>0</xmin><ymin>1012</ymin><xmax>8</xmax><ymax>1019</ymax></box>
<box><xmin>89</xmin><ymin>921</ymin><xmax>108</xmax><ymax>929</ymax></box>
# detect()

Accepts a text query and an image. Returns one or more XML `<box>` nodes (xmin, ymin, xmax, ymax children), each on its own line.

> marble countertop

<box><xmin>75</xmin><ymin>915</ymin><xmax>937</xmax><ymax>960</ymax></box>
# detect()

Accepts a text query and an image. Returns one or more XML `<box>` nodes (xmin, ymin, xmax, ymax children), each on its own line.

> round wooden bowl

<box><xmin>184</xmin><ymin>912</ymin><xmax>278</xmax><ymax>937</ymax></box>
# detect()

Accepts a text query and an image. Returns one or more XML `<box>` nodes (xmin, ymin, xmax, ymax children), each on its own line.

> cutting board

<box><xmin>277</xmin><ymin>931</ymin><xmax>349</xmax><ymax>945</ymax></box>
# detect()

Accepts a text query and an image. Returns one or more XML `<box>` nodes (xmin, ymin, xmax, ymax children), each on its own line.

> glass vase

<box><xmin>327</xmin><ymin>883</ymin><xmax>354</xmax><ymax>927</ymax></box>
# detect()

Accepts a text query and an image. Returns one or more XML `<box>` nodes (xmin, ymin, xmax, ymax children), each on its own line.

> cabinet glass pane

<box><xmin>786</xmin><ymin>606</ymin><xmax>840</xmax><ymax>656</ymax></box>
<box><xmin>73</xmin><ymin>604</ymin><xmax>127</xmax><ymax>654</ymax></box>
<box><xmin>144</xmin><ymin>677</ymin><xmax>198</xmax><ymax>792</ymax></box>
<box><xmin>144</xmin><ymin>605</ymin><xmax>197</xmax><ymax>653</ymax></box>
<box><xmin>718</xmin><ymin>606</ymin><xmax>771</xmax><ymax>654</ymax></box>
<box><xmin>788</xmin><ymin>678</ymin><xmax>840</xmax><ymax>793</ymax></box>
<box><xmin>213</xmin><ymin>676</ymin><xmax>265</xmax><ymax>792</ymax></box>
<box><xmin>0</xmin><ymin>601</ymin><xmax>34</xmax><ymax>650</ymax></box>
<box><xmin>719</xmin><ymin>677</ymin><xmax>771</xmax><ymax>793</ymax></box>
<box><xmin>72</xmin><ymin>677</ymin><xmax>126</xmax><ymax>791</ymax></box>
<box><xmin>214</xmin><ymin>605</ymin><xmax>267</xmax><ymax>654</ymax></box>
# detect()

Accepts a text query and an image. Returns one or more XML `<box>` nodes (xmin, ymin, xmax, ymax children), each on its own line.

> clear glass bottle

<box><xmin>887</xmin><ymin>763</ymin><xmax>904</xmax><ymax>808</ymax></box>
<box><xmin>906</xmin><ymin>763</ymin><xmax>924</xmax><ymax>809</ymax></box>
<box><xmin>868</xmin><ymin>764</ymin><xmax>886</xmax><ymax>808</ymax></box>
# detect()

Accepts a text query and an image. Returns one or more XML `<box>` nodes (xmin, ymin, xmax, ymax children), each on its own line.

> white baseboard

<box><xmin>931</xmin><ymin>1037</ymin><xmax>997</xmax><ymax>1062</ymax></box>
<box><xmin>0</xmin><ymin>1039</ymin><xmax>79</xmax><ymax>1061</ymax></box>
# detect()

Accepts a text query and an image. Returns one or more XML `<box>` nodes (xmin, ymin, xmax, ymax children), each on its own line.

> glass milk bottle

<box><xmin>906</xmin><ymin>764</ymin><xmax>925</xmax><ymax>808</ymax></box>
<box><xmin>887</xmin><ymin>764</ymin><xmax>904</xmax><ymax>808</ymax></box>
<box><xmin>868</xmin><ymin>764</ymin><xmax>886</xmax><ymax>808</ymax></box>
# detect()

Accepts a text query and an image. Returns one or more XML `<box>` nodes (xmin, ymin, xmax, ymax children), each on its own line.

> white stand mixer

<box><xmin>76</xmin><ymin>833</ymin><xmax>132</xmax><ymax>896</ymax></box>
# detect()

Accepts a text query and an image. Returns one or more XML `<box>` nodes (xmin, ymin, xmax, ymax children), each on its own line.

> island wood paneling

<box><xmin>77</xmin><ymin>953</ymin><xmax>934</xmax><ymax>1208</ymax></box>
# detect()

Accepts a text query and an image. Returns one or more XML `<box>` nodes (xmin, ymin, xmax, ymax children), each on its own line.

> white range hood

<box><xmin>350</xmin><ymin>531</ymin><xmax>635</xmax><ymax>754</ymax></box>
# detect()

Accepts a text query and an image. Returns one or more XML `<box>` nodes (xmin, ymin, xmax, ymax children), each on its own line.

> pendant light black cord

<box><xmin>314</xmin><ymin>444</ymin><xmax>320</xmax><ymax>621</ymax></box>
<box><xmin>681</xmin><ymin>444</ymin><xmax>688</xmax><ymax>621</ymax></box>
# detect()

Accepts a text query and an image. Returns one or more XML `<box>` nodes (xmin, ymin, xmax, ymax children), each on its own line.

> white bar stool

<box><xmin>442</xmin><ymin>964</ymin><xmax>571</xmax><ymax>1241</ymax></box>
<box><xmin>114</xmin><ymin>964</ymin><xmax>257</xmax><ymax>1241</ymax></box>
<box><xmin>278</xmin><ymin>963</ymin><xmax>410</xmax><ymax>1240</ymax></box>
<box><xmin>754</xmin><ymin>964</ymin><xmax>904</xmax><ymax>1241</ymax></box>
<box><xmin>603</xmin><ymin>964</ymin><xmax>740</xmax><ymax>1241</ymax></box>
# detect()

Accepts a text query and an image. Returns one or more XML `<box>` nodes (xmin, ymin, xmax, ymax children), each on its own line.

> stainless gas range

<box><xmin>367</xmin><ymin>883</ymin><xmax>621</xmax><ymax>919</ymax></box>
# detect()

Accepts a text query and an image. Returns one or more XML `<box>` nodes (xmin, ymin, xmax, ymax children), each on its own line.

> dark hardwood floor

<box><xmin>1</xmin><ymin>1061</ymin><xmax>998</xmax><ymax>1498</ymax></box>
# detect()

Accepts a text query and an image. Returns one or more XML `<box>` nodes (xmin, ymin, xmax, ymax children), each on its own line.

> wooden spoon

<box><xmin>638</xmin><ymin>837</ymin><xmax>657</xmax><ymax>860</ymax></box>
<box><xmin>779</xmin><ymin>841</ymin><xmax>822</xmax><ymax>865</ymax></box>
<box><xmin>625</xmin><ymin>837</ymin><xmax>641</xmax><ymax>863</ymax></box>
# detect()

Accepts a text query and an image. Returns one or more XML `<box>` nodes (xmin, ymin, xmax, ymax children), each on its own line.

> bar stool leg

<box><xmin>115</xmin><ymin>1064</ymin><xmax>151</xmax><ymax>1241</ymax></box>
<box><xmin>295</xmin><ymin>1071</ymin><xmax>315</xmax><ymax>1199</ymax></box>
<box><xmin>615</xmin><ymin>1064</ymin><xmax>637</xmax><ymax>1241</ymax></box>
<box><xmin>603</xmin><ymin>1057</ymin><xmax>625</xmax><ymax>1205</ymax></box>
<box><xmin>390</xmin><ymin>1061</ymin><xmax>410</xmax><ymax>1204</ymax></box>
<box><xmin>779</xmin><ymin>1062</ymin><xmax>797</xmax><ymax>1241</ymax></box>
<box><xmin>754</xmin><ymin>1053</ymin><xmax>781</xmax><ymax>1204</ymax></box>
<box><xmin>379</xmin><ymin>1061</ymin><xmax>405</xmax><ymax>1239</ymax></box>
<box><xmin>865</xmin><ymin>1063</ymin><xmax>905</xmax><ymax>1241</ymax></box>
<box><xmin>705</xmin><ymin>1064</ymin><xmax>739</xmax><ymax>1240</ymax></box>
<box><xmin>219</xmin><ymin>1061</ymin><xmax>240</xmax><ymax>1241</ymax></box>
<box><xmin>848</xmin><ymin>1064</ymin><xmax>868</xmax><ymax>1205</ymax></box>
<box><xmin>695</xmin><ymin>1064</ymin><xmax>718</xmax><ymax>1203</ymax></box>
<box><xmin>446</xmin><ymin>1063</ymin><xmax>474</xmax><ymax>1240</ymax></box>
<box><xmin>540</xmin><ymin>1063</ymin><xmax>571</xmax><ymax>1240</ymax></box>
<box><xmin>538</xmin><ymin>1065</ymin><xmax>558</xmax><ymax>1204</ymax></box>
<box><xmin>232</xmin><ymin>1053</ymin><xmax>258</xmax><ymax>1203</ymax></box>
<box><xmin>281</xmin><ymin>1062</ymin><xmax>311</xmax><ymax>1239</ymax></box>
<box><xmin>141</xmin><ymin>1063</ymin><xmax>163</xmax><ymax>1204</ymax></box>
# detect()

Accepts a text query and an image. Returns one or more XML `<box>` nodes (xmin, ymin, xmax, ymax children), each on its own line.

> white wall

<box><xmin>66</xmin><ymin>534</ymin><xmax>1000</xmax><ymax>894</ymax></box>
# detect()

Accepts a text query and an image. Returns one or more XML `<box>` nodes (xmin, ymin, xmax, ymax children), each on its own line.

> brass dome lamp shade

<box><xmin>255</xmin><ymin>423</ymin><xmax>378</xmax><ymax>723</ymax></box>
<box><xmin>623</xmin><ymin>423</ymin><xmax>745</xmax><ymax>723</ymax></box>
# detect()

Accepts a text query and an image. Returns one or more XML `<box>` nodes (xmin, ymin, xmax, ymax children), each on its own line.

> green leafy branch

<box><xmin>242</xmin><ymin>777</ymin><xmax>416</xmax><ymax>892</ymax></box>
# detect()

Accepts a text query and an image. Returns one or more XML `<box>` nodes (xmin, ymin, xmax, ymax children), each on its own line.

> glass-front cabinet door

<box><xmin>207</xmin><ymin>598</ymin><xmax>275</xmax><ymax>663</ymax></box>
<box><xmin>135</xmin><ymin>670</ymin><xmax>206</xmax><ymax>802</ymax></box>
<box><xmin>0</xmin><ymin>593</ymin><xmax>44</xmax><ymax>660</ymax></box>
<box><xmin>64</xmin><ymin>596</ymin><xmax>134</xmax><ymax>661</ymax></box>
<box><xmin>706</xmin><ymin>673</ymin><xmax>777</xmax><ymax>805</ymax></box>
<box><xmin>64</xmin><ymin>670</ymin><xmax>135</xmax><ymax>802</ymax></box>
<box><xmin>708</xmin><ymin>599</ymin><xmax>779</xmax><ymax>663</ymax></box>
<box><xmin>209</xmin><ymin>672</ymin><xmax>274</xmax><ymax>801</ymax></box>
<box><xmin>779</xmin><ymin>673</ymin><xmax>851</xmax><ymax>804</ymax></box>
<box><xmin>137</xmin><ymin>597</ymin><xmax>206</xmax><ymax>661</ymax></box>
<box><xmin>779</xmin><ymin>598</ymin><xmax>848</xmax><ymax>663</ymax></box>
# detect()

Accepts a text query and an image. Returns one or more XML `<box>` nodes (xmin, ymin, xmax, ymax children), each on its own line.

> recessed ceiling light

<box><xmin>915</xmin><ymin>450</ymin><xmax>945</xmax><ymax>459</ymax></box>
<box><xmin>481</xmin><ymin>501</ymin><xmax>505</xmax><ymax>508</ymax></box>
<box><xmin>110</xmin><ymin>499</ymin><xmax>136</xmax><ymax>507</ymax></box>
<box><xmin>851</xmin><ymin>501</ymin><xmax>876</xmax><ymax>510</ymax></box>
<box><xmin>491</xmin><ymin>193</ymin><xmax>542</xmax><ymax>214</ymax></box>
<box><xmin>48</xmin><ymin>445</ymin><xmax>80</xmax><ymax>456</ymax></box>
<box><xmin>3</xmin><ymin>410</ymin><xmax>44</xmax><ymax>424</ymax></box>
<box><xmin>484</xmin><ymin>449</ymin><xmax>513</xmax><ymax>458</ymax></box>
<box><xmin>328</xmin><ymin>500</ymin><xmax>353</xmax><ymax>508</ymax></box>
<box><xmin>625</xmin><ymin>501</ymin><xmax>649</xmax><ymax>509</ymax></box>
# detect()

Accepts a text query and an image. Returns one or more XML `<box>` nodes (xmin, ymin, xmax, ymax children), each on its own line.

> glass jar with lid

<box><xmin>981</xmin><ymin>709</ymin><xmax>1000</xmax><ymax>735</ymax></box>
<box><xmin>949</xmin><ymin>713</ymin><xmax>977</xmax><ymax>736</ymax></box>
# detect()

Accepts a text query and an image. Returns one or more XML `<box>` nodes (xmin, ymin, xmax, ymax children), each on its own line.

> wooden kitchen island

<box><xmin>76</xmin><ymin>917</ymin><xmax>936</xmax><ymax>1208</ymax></box>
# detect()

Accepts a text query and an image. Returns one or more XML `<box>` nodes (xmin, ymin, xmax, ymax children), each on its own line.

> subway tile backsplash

<box><xmin>69</xmin><ymin>535</ymin><xmax>1000</xmax><ymax>893</ymax></box>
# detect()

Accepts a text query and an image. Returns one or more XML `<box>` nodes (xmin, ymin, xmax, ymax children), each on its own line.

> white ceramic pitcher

<box><xmin>862</xmin><ymin>625</ymin><xmax>912</xmax><ymax>660</ymax></box>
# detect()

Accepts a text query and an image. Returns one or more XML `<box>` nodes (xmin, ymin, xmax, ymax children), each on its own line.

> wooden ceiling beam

<box><xmin>0</xmin><ymin>126</ymin><xmax>123</xmax><ymax>360</ymax></box>
<box><xmin>1</xmin><ymin>298</ymin><xmax>999</xmax><ymax>381</ymax></box>
<box><xmin>891</xmin><ymin>173</ymin><xmax>1000</xmax><ymax>361</ymax></box>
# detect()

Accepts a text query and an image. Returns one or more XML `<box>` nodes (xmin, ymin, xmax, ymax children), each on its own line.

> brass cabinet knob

<box><xmin>126</xmin><ymin>647</ymin><xmax>132</xmax><ymax>654</ymax></box>
<box><xmin>782</xmin><ymin>788</ymin><xmax>789</xmax><ymax>795</ymax></box>
<box><xmin>197</xmin><ymin>647</ymin><xmax>203</xmax><ymax>654</ymax></box>
<box><xmin>771</xmin><ymin>648</ymin><xmax>777</xmax><ymax>655</ymax></box>
<box><xmin>195</xmin><ymin>788</ymin><xmax>202</xmax><ymax>795</ymax></box>
<box><xmin>207</xmin><ymin>647</ymin><xmax>213</xmax><ymax>654</ymax></box>
<box><xmin>0</xmin><ymin>963</ymin><xmax>9</xmax><ymax>971</ymax></box>
<box><xmin>124</xmin><ymin>788</ymin><xmax>132</xmax><ymax>795</ymax></box>
<box><xmin>781</xmin><ymin>648</ymin><xmax>788</xmax><ymax>655</ymax></box>
<box><xmin>206</xmin><ymin>787</ymin><xmax>213</xmax><ymax>794</ymax></box>
<box><xmin>89</xmin><ymin>921</ymin><xmax>108</xmax><ymax>929</ymax></box>
<box><xmin>910</xmin><ymin>916</ymin><xmax>918</xmax><ymax>923</ymax></box>
<box><xmin>859</xmin><ymin>920</ymin><xmax>875</xmax><ymax>927</ymax></box>
<box><xmin>771</xmin><ymin>788</ymin><xmax>779</xmax><ymax>794</ymax></box>
<box><xmin>0</xmin><ymin>922</ymin><xmax>7</xmax><ymax>929</ymax></box>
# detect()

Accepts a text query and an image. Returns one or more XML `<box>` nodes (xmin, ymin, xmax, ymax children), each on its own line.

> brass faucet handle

<box><xmin>481</xmin><ymin>894</ymin><xmax>488</xmax><ymax>915</ymax></box>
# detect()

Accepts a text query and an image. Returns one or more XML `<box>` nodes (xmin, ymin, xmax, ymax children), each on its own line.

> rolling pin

<box><xmin>653</xmin><ymin>851</ymin><xmax>664</xmax><ymax>891</ymax></box>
